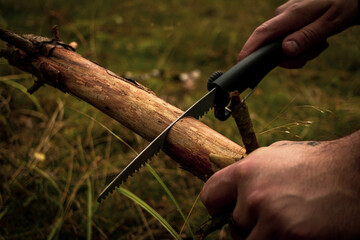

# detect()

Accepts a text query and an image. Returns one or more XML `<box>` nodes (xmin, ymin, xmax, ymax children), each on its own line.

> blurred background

<box><xmin>0</xmin><ymin>0</ymin><xmax>359</xmax><ymax>239</ymax></box>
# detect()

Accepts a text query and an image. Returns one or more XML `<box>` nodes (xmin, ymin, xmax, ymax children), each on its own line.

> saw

<box><xmin>97</xmin><ymin>38</ymin><xmax>286</xmax><ymax>202</ymax></box>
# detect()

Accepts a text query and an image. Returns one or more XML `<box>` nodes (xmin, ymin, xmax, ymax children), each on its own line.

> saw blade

<box><xmin>97</xmin><ymin>88</ymin><xmax>217</xmax><ymax>202</ymax></box>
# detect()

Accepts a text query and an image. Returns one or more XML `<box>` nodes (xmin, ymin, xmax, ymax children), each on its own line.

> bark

<box><xmin>198</xmin><ymin>93</ymin><xmax>260</xmax><ymax>239</ymax></box>
<box><xmin>230</xmin><ymin>92</ymin><xmax>259</xmax><ymax>154</ymax></box>
<box><xmin>0</xmin><ymin>27</ymin><xmax>246</xmax><ymax>181</ymax></box>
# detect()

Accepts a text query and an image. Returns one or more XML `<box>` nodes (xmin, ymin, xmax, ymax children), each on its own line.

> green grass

<box><xmin>1</xmin><ymin>0</ymin><xmax>360</xmax><ymax>239</ymax></box>
<box><xmin>117</xmin><ymin>187</ymin><xmax>180</xmax><ymax>240</ymax></box>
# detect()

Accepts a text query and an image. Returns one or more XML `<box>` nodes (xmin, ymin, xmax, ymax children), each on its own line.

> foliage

<box><xmin>0</xmin><ymin>0</ymin><xmax>360</xmax><ymax>239</ymax></box>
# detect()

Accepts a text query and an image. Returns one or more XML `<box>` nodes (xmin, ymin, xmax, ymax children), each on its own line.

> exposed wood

<box><xmin>230</xmin><ymin>91</ymin><xmax>259</xmax><ymax>154</ymax></box>
<box><xmin>208</xmin><ymin>153</ymin><xmax>243</xmax><ymax>169</ymax></box>
<box><xmin>198</xmin><ymin>92</ymin><xmax>260</xmax><ymax>239</ymax></box>
<box><xmin>0</xmin><ymin>27</ymin><xmax>246</xmax><ymax>181</ymax></box>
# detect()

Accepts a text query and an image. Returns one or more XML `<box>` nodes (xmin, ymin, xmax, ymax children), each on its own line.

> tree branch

<box><xmin>0</xmin><ymin>27</ymin><xmax>246</xmax><ymax>182</ymax></box>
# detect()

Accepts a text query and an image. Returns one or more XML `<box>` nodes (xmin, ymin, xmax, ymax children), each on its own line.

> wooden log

<box><xmin>0</xmin><ymin>27</ymin><xmax>246</xmax><ymax>181</ymax></box>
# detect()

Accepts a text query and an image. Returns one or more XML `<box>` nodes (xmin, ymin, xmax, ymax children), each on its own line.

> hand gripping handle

<box><xmin>208</xmin><ymin>38</ymin><xmax>286</xmax><ymax>104</ymax></box>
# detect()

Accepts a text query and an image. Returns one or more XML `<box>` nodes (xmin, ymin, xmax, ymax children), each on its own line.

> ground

<box><xmin>0</xmin><ymin>0</ymin><xmax>359</xmax><ymax>239</ymax></box>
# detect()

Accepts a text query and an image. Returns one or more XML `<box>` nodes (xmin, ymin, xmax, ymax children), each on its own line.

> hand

<box><xmin>238</xmin><ymin>0</ymin><xmax>359</xmax><ymax>68</ymax></box>
<box><xmin>201</xmin><ymin>131</ymin><xmax>360</xmax><ymax>239</ymax></box>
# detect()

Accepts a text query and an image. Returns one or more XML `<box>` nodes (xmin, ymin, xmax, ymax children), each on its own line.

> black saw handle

<box><xmin>208</xmin><ymin>38</ymin><xmax>286</xmax><ymax>106</ymax></box>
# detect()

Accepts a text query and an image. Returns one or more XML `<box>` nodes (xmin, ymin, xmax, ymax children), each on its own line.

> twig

<box><xmin>230</xmin><ymin>91</ymin><xmax>259</xmax><ymax>154</ymax></box>
<box><xmin>0</xmin><ymin>28</ymin><xmax>37</xmax><ymax>54</ymax></box>
<box><xmin>196</xmin><ymin>210</ymin><xmax>232</xmax><ymax>240</ymax></box>
<box><xmin>0</xmin><ymin>26</ymin><xmax>74</xmax><ymax>94</ymax></box>
<box><xmin>198</xmin><ymin>91</ymin><xmax>259</xmax><ymax>238</ymax></box>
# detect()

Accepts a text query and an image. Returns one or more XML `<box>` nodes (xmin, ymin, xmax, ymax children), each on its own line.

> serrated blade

<box><xmin>97</xmin><ymin>88</ymin><xmax>217</xmax><ymax>202</ymax></box>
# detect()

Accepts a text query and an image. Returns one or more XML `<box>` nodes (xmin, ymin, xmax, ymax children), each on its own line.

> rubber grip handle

<box><xmin>208</xmin><ymin>38</ymin><xmax>286</xmax><ymax>96</ymax></box>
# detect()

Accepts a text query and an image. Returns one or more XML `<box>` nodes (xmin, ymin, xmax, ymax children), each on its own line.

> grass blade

<box><xmin>33</xmin><ymin>167</ymin><xmax>65</xmax><ymax>240</ymax></box>
<box><xmin>71</xmin><ymin>109</ymin><xmax>189</xmax><ymax>237</ymax></box>
<box><xmin>0</xmin><ymin>207</ymin><xmax>8</xmax><ymax>220</ymax></box>
<box><xmin>76</xmin><ymin>137</ymin><xmax>93</xmax><ymax>240</ymax></box>
<box><xmin>70</xmin><ymin>108</ymin><xmax>137</xmax><ymax>155</ymax></box>
<box><xmin>1</xmin><ymin>78</ymin><xmax>44</xmax><ymax>112</ymax></box>
<box><xmin>178</xmin><ymin>193</ymin><xmax>201</xmax><ymax>239</ymax></box>
<box><xmin>33</xmin><ymin>167</ymin><xmax>61</xmax><ymax>195</ymax></box>
<box><xmin>145</xmin><ymin>163</ymin><xmax>195</xmax><ymax>238</ymax></box>
<box><xmin>118</xmin><ymin>187</ymin><xmax>181</xmax><ymax>240</ymax></box>
<box><xmin>86</xmin><ymin>178</ymin><xmax>92</xmax><ymax>240</ymax></box>
<box><xmin>47</xmin><ymin>217</ymin><xmax>63</xmax><ymax>240</ymax></box>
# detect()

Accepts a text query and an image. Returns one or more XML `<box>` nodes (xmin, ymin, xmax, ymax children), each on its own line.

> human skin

<box><xmin>201</xmin><ymin>131</ymin><xmax>360</xmax><ymax>239</ymax></box>
<box><xmin>202</xmin><ymin>0</ymin><xmax>360</xmax><ymax>239</ymax></box>
<box><xmin>238</xmin><ymin>0</ymin><xmax>359</xmax><ymax>68</ymax></box>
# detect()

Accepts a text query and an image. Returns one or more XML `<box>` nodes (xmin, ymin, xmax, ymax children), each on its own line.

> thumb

<box><xmin>280</xmin><ymin>40</ymin><xmax>328</xmax><ymax>69</ymax></box>
<box><xmin>282</xmin><ymin>6</ymin><xmax>340</xmax><ymax>57</ymax></box>
<box><xmin>283</xmin><ymin>24</ymin><xmax>325</xmax><ymax>57</ymax></box>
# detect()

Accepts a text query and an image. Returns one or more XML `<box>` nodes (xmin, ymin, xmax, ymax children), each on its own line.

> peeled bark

<box><xmin>0</xmin><ymin>27</ymin><xmax>246</xmax><ymax>181</ymax></box>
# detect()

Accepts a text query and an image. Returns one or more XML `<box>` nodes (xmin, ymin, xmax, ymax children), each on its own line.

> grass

<box><xmin>0</xmin><ymin>0</ymin><xmax>360</xmax><ymax>239</ymax></box>
<box><xmin>117</xmin><ymin>187</ymin><xmax>179</xmax><ymax>240</ymax></box>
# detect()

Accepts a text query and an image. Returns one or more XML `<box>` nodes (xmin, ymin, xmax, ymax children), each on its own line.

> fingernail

<box><xmin>285</xmin><ymin>40</ymin><xmax>299</xmax><ymax>56</ymax></box>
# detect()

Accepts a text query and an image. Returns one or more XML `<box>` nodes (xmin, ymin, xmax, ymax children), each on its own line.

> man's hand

<box><xmin>238</xmin><ymin>0</ymin><xmax>359</xmax><ymax>68</ymax></box>
<box><xmin>201</xmin><ymin>131</ymin><xmax>360</xmax><ymax>239</ymax></box>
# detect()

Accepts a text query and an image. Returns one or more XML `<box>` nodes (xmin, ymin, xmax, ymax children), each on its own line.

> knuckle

<box><xmin>323</xmin><ymin>5</ymin><xmax>344</xmax><ymax>28</ymax></box>
<box><xmin>274</xmin><ymin>199</ymin><xmax>315</xmax><ymax>239</ymax></box>
<box><xmin>201</xmin><ymin>171</ymin><xmax>221</xmax><ymax>203</ymax></box>
<box><xmin>262</xmin><ymin>206</ymin><xmax>287</xmax><ymax>228</ymax></box>
<box><xmin>233</xmin><ymin>160</ymin><xmax>254</xmax><ymax>179</ymax></box>
<box><xmin>253</xmin><ymin>21</ymin><xmax>271</xmax><ymax>36</ymax></box>
<box><xmin>275</xmin><ymin>0</ymin><xmax>299</xmax><ymax>15</ymax></box>
<box><xmin>285</xmin><ymin>222</ymin><xmax>315</xmax><ymax>240</ymax></box>
<box><xmin>300</xmin><ymin>27</ymin><xmax>320</xmax><ymax>45</ymax></box>
<box><xmin>200</xmin><ymin>185</ymin><xmax>219</xmax><ymax>215</ymax></box>
<box><xmin>246</xmin><ymin>188</ymin><xmax>268</xmax><ymax>208</ymax></box>
<box><xmin>286</xmin><ymin>2</ymin><xmax>303</xmax><ymax>15</ymax></box>
<box><xmin>200</xmin><ymin>186</ymin><xmax>209</xmax><ymax>204</ymax></box>
<box><xmin>274</xmin><ymin>6</ymin><xmax>283</xmax><ymax>16</ymax></box>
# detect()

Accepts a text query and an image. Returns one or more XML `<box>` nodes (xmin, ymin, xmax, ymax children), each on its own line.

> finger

<box><xmin>274</xmin><ymin>0</ymin><xmax>301</xmax><ymax>16</ymax></box>
<box><xmin>245</xmin><ymin>196</ymin><xmax>279</xmax><ymax>240</ymax></box>
<box><xmin>231</xmin><ymin>191</ymin><xmax>259</xmax><ymax>231</ymax></box>
<box><xmin>201</xmin><ymin>163</ymin><xmax>241</xmax><ymax>216</ymax></box>
<box><xmin>283</xmin><ymin>2</ymin><xmax>359</xmax><ymax>57</ymax></box>
<box><xmin>283</xmin><ymin>17</ymin><xmax>331</xmax><ymax>57</ymax></box>
<box><xmin>228</xmin><ymin>155</ymin><xmax>270</xmax><ymax>239</ymax></box>
<box><xmin>227</xmin><ymin>204</ymin><xmax>255</xmax><ymax>240</ymax></box>
<box><xmin>247</xmin><ymin>222</ymin><xmax>276</xmax><ymax>240</ymax></box>
<box><xmin>228</xmin><ymin>215</ymin><xmax>252</xmax><ymax>240</ymax></box>
<box><xmin>238</xmin><ymin>2</ymin><xmax>327</xmax><ymax>61</ymax></box>
<box><xmin>280</xmin><ymin>40</ymin><xmax>328</xmax><ymax>69</ymax></box>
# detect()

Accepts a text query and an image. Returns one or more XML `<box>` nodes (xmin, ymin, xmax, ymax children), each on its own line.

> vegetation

<box><xmin>0</xmin><ymin>0</ymin><xmax>359</xmax><ymax>239</ymax></box>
